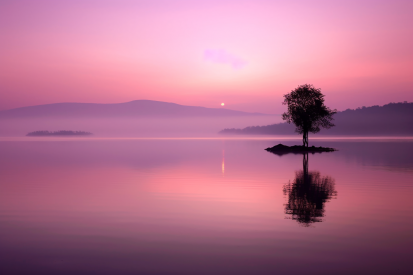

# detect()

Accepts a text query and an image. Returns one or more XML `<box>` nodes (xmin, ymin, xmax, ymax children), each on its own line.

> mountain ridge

<box><xmin>0</xmin><ymin>100</ymin><xmax>270</xmax><ymax>118</ymax></box>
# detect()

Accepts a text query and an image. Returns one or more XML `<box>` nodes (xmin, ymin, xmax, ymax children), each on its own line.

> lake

<box><xmin>1</xmin><ymin>137</ymin><xmax>412</xmax><ymax>275</ymax></box>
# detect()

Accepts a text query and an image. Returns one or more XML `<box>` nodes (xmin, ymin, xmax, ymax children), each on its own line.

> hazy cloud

<box><xmin>204</xmin><ymin>49</ymin><xmax>246</xmax><ymax>69</ymax></box>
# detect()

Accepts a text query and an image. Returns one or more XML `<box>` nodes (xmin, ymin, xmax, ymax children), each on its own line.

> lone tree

<box><xmin>282</xmin><ymin>84</ymin><xmax>337</xmax><ymax>147</ymax></box>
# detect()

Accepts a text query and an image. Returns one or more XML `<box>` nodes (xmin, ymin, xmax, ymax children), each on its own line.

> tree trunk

<box><xmin>302</xmin><ymin>131</ymin><xmax>309</xmax><ymax>147</ymax></box>
<box><xmin>306</xmin><ymin>131</ymin><xmax>309</xmax><ymax>147</ymax></box>
<box><xmin>303</xmin><ymin>132</ymin><xmax>306</xmax><ymax>147</ymax></box>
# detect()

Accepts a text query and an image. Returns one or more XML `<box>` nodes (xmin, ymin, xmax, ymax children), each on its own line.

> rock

<box><xmin>265</xmin><ymin>144</ymin><xmax>336</xmax><ymax>155</ymax></box>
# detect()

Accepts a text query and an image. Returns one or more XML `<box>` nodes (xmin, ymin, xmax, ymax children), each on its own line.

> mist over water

<box><xmin>1</xmin><ymin>138</ymin><xmax>412</xmax><ymax>275</ymax></box>
<box><xmin>0</xmin><ymin>116</ymin><xmax>281</xmax><ymax>137</ymax></box>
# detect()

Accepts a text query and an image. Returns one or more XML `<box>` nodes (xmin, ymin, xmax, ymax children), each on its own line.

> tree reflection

<box><xmin>283</xmin><ymin>153</ymin><xmax>337</xmax><ymax>226</ymax></box>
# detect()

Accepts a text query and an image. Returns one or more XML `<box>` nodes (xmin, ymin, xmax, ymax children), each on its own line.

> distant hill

<box><xmin>27</xmin><ymin>130</ymin><xmax>92</xmax><ymax>136</ymax></box>
<box><xmin>219</xmin><ymin>102</ymin><xmax>413</xmax><ymax>136</ymax></box>
<box><xmin>0</xmin><ymin>100</ymin><xmax>268</xmax><ymax>118</ymax></box>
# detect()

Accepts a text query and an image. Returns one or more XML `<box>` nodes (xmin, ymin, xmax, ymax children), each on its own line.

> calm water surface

<box><xmin>1</xmin><ymin>138</ymin><xmax>412</xmax><ymax>275</ymax></box>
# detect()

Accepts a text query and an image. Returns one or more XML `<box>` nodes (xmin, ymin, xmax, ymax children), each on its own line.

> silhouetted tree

<box><xmin>282</xmin><ymin>84</ymin><xmax>337</xmax><ymax>147</ymax></box>
<box><xmin>283</xmin><ymin>153</ymin><xmax>337</xmax><ymax>226</ymax></box>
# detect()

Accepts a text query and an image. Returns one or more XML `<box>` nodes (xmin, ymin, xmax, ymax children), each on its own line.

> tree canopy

<box><xmin>282</xmin><ymin>84</ymin><xmax>337</xmax><ymax>147</ymax></box>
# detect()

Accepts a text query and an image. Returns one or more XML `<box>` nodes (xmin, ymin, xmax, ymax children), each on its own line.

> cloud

<box><xmin>204</xmin><ymin>49</ymin><xmax>246</xmax><ymax>69</ymax></box>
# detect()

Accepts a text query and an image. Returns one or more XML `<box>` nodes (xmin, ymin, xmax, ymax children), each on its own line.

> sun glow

<box><xmin>221</xmin><ymin>103</ymin><xmax>225</xmax><ymax>106</ymax></box>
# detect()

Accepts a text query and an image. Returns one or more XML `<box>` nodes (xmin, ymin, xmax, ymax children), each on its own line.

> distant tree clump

<box><xmin>282</xmin><ymin>84</ymin><xmax>337</xmax><ymax>147</ymax></box>
<box><xmin>27</xmin><ymin>130</ymin><xmax>92</xmax><ymax>136</ymax></box>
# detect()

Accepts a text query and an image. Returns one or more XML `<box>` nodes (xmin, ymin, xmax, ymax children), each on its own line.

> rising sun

<box><xmin>221</xmin><ymin>103</ymin><xmax>225</xmax><ymax>106</ymax></box>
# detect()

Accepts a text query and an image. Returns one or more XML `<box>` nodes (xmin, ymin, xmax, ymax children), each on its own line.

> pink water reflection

<box><xmin>1</xmin><ymin>139</ymin><xmax>412</xmax><ymax>274</ymax></box>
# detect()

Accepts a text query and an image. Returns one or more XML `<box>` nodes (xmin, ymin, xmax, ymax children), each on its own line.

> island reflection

<box><xmin>283</xmin><ymin>153</ymin><xmax>337</xmax><ymax>226</ymax></box>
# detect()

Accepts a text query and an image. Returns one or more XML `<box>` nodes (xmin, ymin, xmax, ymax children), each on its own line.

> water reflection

<box><xmin>1</xmin><ymin>139</ymin><xmax>413</xmax><ymax>274</ymax></box>
<box><xmin>222</xmin><ymin>149</ymin><xmax>225</xmax><ymax>175</ymax></box>
<box><xmin>283</xmin><ymin>153</ymin><xmax>337</xmax><ymax>226</ymax></box>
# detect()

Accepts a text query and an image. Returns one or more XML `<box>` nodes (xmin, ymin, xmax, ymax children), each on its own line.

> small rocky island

<box><xmin>26</xmin><ymin>130</ymin><xmax>92</xmax><ymax>136</ymax></box>
<box><xmin>265</xmin><ymin>144</ymin><xmax>336</xmax><ymax>155</ymax></box>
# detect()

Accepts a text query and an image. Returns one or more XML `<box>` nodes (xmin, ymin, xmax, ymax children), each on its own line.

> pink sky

<box><xmin>1</xmin><ymin>0</ymin><xmax>412</xmax><ymax>114</ymax></box>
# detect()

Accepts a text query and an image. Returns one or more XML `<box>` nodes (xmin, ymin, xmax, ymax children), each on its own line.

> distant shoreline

<box><xmin>26</xmin><ymin>130</ymin><xmax>92</xmax><ymax>136</ymax></box>
<box><xmin>219</xmin><ymin>102</ymin><xmax>413</xmax><ymax>136</ymax></box>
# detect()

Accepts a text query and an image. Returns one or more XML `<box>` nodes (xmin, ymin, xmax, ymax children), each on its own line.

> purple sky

<box><xmin>1</xmin><ymin>0</ymin><xmax>412</xmax><ymax>114</ymax></box>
